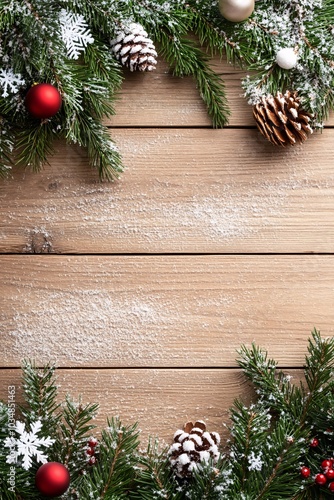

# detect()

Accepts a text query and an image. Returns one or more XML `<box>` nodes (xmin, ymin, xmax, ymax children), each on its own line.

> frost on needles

<box><xmin>2</xmin><ymin>1</ymin><xmax>333</xmax><ymax>180</ymax></box>
<box><xmin>1</xmin><ymin>329</ymin><xmax>334</xmax><ymax>498</ymax></box>
<box><xmin>0</xmin><ymin>0</ymin><xmax>232</xmax><ymax>180</ymax></box>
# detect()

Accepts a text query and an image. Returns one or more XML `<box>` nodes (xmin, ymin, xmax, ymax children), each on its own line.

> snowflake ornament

<box><xmin>4</xmin><ymin>420</ymin><xmax>55</xmax><ymax>470</ymax></box>
<box><xmin>59</xmin><ymin>9</ymin><xmax>94</xmax><ymax>60</ymax></box>
<box><xmin>248</xmin><ymin>450</ymin><xmax>264</xmax><ymax>471</ymax></box>
<box><xmin>0</xmin><ymin>68</ymin><xmax>25</xmax><ymax>97</ymax></box>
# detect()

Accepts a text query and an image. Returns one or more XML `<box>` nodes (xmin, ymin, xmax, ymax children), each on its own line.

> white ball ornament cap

<box><xmin>276</xmin><ymin>48</ymin><xmax>298</xmax><ymax>70</ymax></box>
<box><xmin>219</xmin><ymin>0</ymin><xmax>255</xmax><ymax>23</ymax></box>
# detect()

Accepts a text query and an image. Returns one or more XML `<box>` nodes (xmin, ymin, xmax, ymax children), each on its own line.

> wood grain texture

<box><xmin>107</xmin><ymin>58</ymin><xmax>334</xmax><ymax>127</ymax></box>
<box><xmin>108</xmin><ymin>59</ymin><xmax>250</xmax><ymax>127</ymax></box>
<box><xmin>0</xmin><ymin>368</ymin><xmax>303</xmax><ymax>442</ymax></box>
<box><xmin>1</xmin><ymin>255</ymin><xmax>333</xmax><ymax>367</ymax></box>
<box><xmin>1</xmin><ymin>129</ymin><xmax>334</xmax><ymax>254</ymax></box>
<box><xmin>1</xmin><ymin>52</ymin><xmax>333</xmax><ymax>447</ymax></box>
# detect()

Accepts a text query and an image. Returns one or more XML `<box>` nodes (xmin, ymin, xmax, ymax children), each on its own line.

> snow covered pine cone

<box><xmin>253</xmin><ymin>90</ymin><xmax>313</xmax><ymax>146</ymax></box>
<box><xmin>168</xmin><ymin>420</ymin><xmax>221</xmax><ymax>478</ymax></box>
<box><xmin>110</xmin><ymin>23</ymin><xmax>157</xmax><ymax>72</ymax></box>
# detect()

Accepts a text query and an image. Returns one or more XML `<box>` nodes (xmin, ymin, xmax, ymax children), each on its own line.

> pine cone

<box><xmin>168</xmin><ymin>420</ymin><xmax>221</xmax><ymax>478</ymax></box>
<box><xmin>253</xmin><ymin>91</ymin><xmax>313</xmax><ymax>146</ymax></box>
<box><xmin>110</xmin><ymin>23</ymin><xmax>157</xmax><ymax>72</ymax></box>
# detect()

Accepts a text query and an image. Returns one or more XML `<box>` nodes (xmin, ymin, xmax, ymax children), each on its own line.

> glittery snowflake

<box><xmin>248</xmin><ymin>451</ymin><xmax>264</xmax><ymax>471</ymax></box>
<box><xmin>4</xmin><ymin>420</ymin><xmax>55</xmax><ymax>470</ymax></box>
<box><xmin>59</xmin><ymin>9</ymin><xmax>94</xmax><ymax>60</ymax></box>
<box><xmin>0</xmin><ymin>68</ymin><xmax>25</xmax><ymax>97</ymax></box>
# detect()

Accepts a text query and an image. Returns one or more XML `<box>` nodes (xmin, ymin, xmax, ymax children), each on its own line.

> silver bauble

<box><xmin>219</xmin><ymin>0</ymin><xmax>255</xmax><ymax>22</ymax></box>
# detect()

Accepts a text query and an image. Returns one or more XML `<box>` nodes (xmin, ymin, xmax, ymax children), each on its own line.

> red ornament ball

<box><xmin>87</xmin><ymin>437</ymin><xmax>98</xmax><ymax>447</ymax></box>
<box><xmin>86</xmin><ymin>447</ymin><xmax>95</xmax><ymax>456</ymax></box>
<box><xmin>25</xmin><ymin>83</ymin><xmax>62</xmax><ymax>119</ymax></box>
<box><xmin>326</xmin><ymin>469</ymin><xmax>334</xmax><ymax>480</ymax></box>
<box><xmin>315</xmin><ymin>473</ymin><xmax>327</xmax><ymax>486</ymax></box>
<box><xmin>329</xmin><ymin>481</ymin><xmax>334</xmax><ymax>492</ymax></box>
<box><xmin>88</xmin><ymin>456</ymin><xmax>97</xmax><ymax>466</ymax></box>
<box><xmin>300</xmin><ymin>466</ymin><xmax>311</xmax><ymax>478</ymax></box>
<box><xmin>322</xmin><ymin>459</ymin><xmax>332</xmax><ymax>470</ymax></box>
<box><xmin>35</xmin><ymin>462</ymin><xmax>70</xmax><ymax>497</ymax></box>
<box><xmin>310</xmin><ymin>437</ymin><xmax>319</xmax><ymax>448</ymax></box>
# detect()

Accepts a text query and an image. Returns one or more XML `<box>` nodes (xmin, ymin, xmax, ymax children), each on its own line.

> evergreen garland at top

<box><xmin>1</xmin><ymin>330</ymin><xmax>334</xmax><ymax>498</ymax></box>
<box><xmin>0</xmin><ymin>0</ymin><xmax>334</xmax><ymax>180</ymax></box>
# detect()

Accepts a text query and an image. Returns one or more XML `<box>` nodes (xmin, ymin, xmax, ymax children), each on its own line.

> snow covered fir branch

<box><xmin>1</xmin><ymin>330</ymin><xmax>334</xmax><ymax>498</ymax></box>
<box><xmin>0</xmin><ymin>0</ymin><xmax>334</xmax><ymax>180</ymax></box>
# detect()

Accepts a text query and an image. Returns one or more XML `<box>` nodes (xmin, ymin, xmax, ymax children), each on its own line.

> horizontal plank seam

<box><xmin>0</xmin><ymin>366</ymin><xmax>306</xmax><ymax>371</ymax></box>
<box><xmin>2</xmin><ymin>252</ymin><xmax>334</xmax><ymax>257</ymax></box>
<box><xmin>106</xmin><ymin>125</ymin><xmax>334</xmax><ymax>130</ymax></box>
<box><xmin>107</xmin><ymin>125</ymin><xmax>257</xmax><ymax>130</ymax></box>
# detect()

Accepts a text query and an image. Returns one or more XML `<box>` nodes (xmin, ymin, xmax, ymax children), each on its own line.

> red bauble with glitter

<box><xmin>300</xmin><ymin>466</ymin><xmax>311</xmax><ymax>478</ymax></box>
<box><xmin>326</xmin><ymin>469</ymin><xmax>334</xmax><ymax>480</ymax></box>
<box><xmin>25</xmin><ymin>83</ymin><xmax>62</xmax><ymax>119</ymax></box>
<box><xmin>322</xmin><ymin>459</ymin><xmax>332</xmax><ymax>470</ymax></box>
<box><xmin>88</xmin><ymin>437</ymin><xmax>98</xmax><ymax>448</ymax></box>
<box><xmin>315</xmin><ymin>473</ymin><xmax>327</xmax><ymax>486</ymax></box>
<box><xmin>310</xmin><ymin>437</ymin><xmax>319</xmax><ymax>448</ymax></box>
<box><xmin>35</xmin><ymin>462</ymin><xmax>70</xmax><ymax>497</ymax></box>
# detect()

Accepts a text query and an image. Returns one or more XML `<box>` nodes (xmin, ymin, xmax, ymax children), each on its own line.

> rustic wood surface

<box><xmin>1</xmin><ymin>255</ymin><xmax>333</xmax><ymax>367</ymax></box>
<box><xmin>0</xmin><ymin>58</ymin><xmax>333</xmax><ymax>443</ymax></box>
<box><xmin>0</xmin><ymin>369</ymin><xmax>302</xmax><ymax>443</ymax></box>
<box><xmin>1</xmin><ymin>129</ymin><xmax>334</xmax><ymax>254</ymax></box>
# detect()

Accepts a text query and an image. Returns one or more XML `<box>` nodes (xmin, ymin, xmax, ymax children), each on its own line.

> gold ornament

<box><xmin>218</xmin><ymin>0</ymin><xmax>255</xmax><ymax>22</ymax></box>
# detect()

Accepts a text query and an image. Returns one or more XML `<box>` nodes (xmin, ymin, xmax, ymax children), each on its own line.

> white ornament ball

<box><xmin>218</xmin><ymin>0</ymin><xmax>255</xmax><ymax>22</ymax></box>
<box><xmin>276</xmin><ymin>48</ymin><xmax>298</xmax><ymax>70</ymax></box>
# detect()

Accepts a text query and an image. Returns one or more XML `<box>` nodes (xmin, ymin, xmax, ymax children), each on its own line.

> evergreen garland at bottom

<box><xmin>1</xmin><ymin>329</ymin><xmax>334</xmax><ymax>499</ymax></box>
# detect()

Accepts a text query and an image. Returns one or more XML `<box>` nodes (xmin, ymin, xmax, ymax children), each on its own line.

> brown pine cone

<box><xmin>168</xmin><ymin>420</ymin><xmax>221</xmax><ymax>478</ymax></box>
<box><xmin>110</xmin><ymin>23</ymin><xmax>157</xmax><ymax>72</ymax></box>
<box><xmin>253</xmin><ymin>91</ymin><xmax>313</xmax><ymax>146</ymax></box>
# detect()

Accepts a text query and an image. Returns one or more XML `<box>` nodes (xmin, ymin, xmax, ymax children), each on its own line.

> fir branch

<box><xmin>20</xmin><ymin>361</ymin><xmax>60</xmax><ymax>431</ymax></box>
<box><xmin>100</xmin><ymin>431</ymin><xmax>126</xmax><ymax>498</ymax></box>
<box><xmin>80</xmin><ymin>418</ymin><xmax>139</xmax><ymax>499</ymax></box>
<box><xmin>185</xmin><ymin>459</ymin><xmax>229</xmax><ymax>500</ymax></box>
<box><xmin>1</xmin><ymin>0</ymin><xmax>334</xmax><ymax>179</ymax></box>
<box><xmin>132</xmin><ymin>439</ymin><xmax>179</xmax><ymax>500</ymax></box>
<box><xmin>56</xmin><ymin>397</ymin><xmax>98</xmax><ymax>480</ymax></box>
<box><xmin>237</xmin><ymin>343</ymin><xmax>304</xmax><ymax>420</ymax></box>
<box><xmin>15</xmin><ymin>122</ymin><xmax>56</xmax><ymax>172</ymax></box>
<box><xmin>133</xmin><ymin>1</ymin><xmax>230</xmax><ymax>127</ymax></box>
<box><xmin>83</xmin><ymin>43</ymin><xmax>123</xmax><ymax>92</ymax></box>
<box><xmin>228</xmin><ymin>400</ymin><xmax>272</xmax><ymax>493</ymax></box>
<box><xmin>158</xmin><ymin>34</ymin><xmax>230</xmax><ymax>127</ymax></box>
<box><xmin>0</xmin><ymin>116</ymin><xmax>14</xmax><ymax>178</ymax></box>
<box><xmin>2</xmin><ymin>363</ymin><xmax>61</xmax><ymax>498</ymax></box>
<box><xmin>187</xmin><ymin>1</ymin><xmax>243</xmax><ymax>64</ymax></box>
<box><xmin>300</xmin><ymin>329</ymin><xmax>334</xmax><ymax>426</ymax></box>
<box><xmin>256</xmin><ymin>421</ymin><xmax>308</xmax><ymax>500</ymax></box>
<box><xmin>304</xmin><ymin>329</ymin><xmax>334</xmax><ymax>393</ymax></box>
<box><xmin>81</xmin><ymin>118</ymin><xmax>122</xmax><ymax>181</ymax></box>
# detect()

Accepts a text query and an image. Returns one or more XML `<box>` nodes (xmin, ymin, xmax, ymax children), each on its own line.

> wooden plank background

<box><xmin>0</xmin><ymin>57</ymin><xmax>333</xmax><ymax>443</ymax></box>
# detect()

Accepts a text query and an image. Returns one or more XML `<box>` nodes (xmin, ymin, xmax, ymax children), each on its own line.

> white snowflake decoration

<box><xmin>4</xmin><ymin>420</ymin><xmax>55</xmax><ymax>470</ymax></box>
<box><xmin>0</xmin><ymin>68</ymin><xmax>25</xmax><ymax>97</ymax></box>
<box><xmin>59</xmin><ymin>9</ymin><xmax>94</xmax><ymax>60</ymax></box>
<box><xmin>248</xmin><ymin>450</ymin><xmax>264</xmax><ymax>471</ymax></box>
